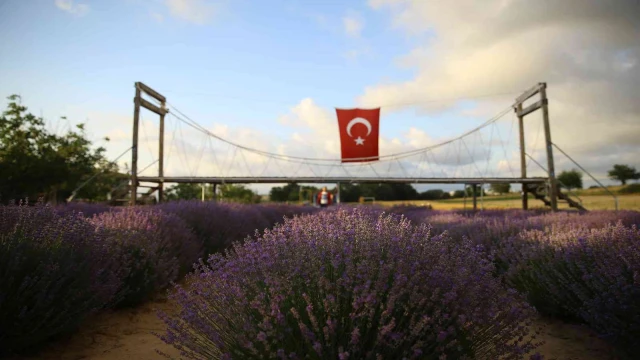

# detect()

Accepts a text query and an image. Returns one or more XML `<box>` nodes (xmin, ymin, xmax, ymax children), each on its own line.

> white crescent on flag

<box><xmin>346</xmin><ymin>117</ymin><xmax>372</xmax><ymax>137</ymax></box>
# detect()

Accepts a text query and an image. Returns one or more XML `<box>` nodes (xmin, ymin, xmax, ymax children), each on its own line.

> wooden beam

<box><xmin>540</xmin><ymin>86</ymin><xmax>558</xmax><ymax>211</ymax></box>
<box><xmin>472</xmin><ymin>184</ymin><xmax>478</xmax><ymax>211</ymax></box>
<box><xmin>158</xmin><ymin>103</ymin><xmax>165</xmax><ymax>203</ymax></box>
<box><xmin>515</xmin><ymin>82</ymin><xmax>546</xmax><ymax>105</ymax></box>
<box><xmin>131</xmin><ymin>90</ymin><xmax>141</xmax><ymax>206</ymax></box>
<box><xmin>139</xmin><ymin>97</ymin><xmax>168</xmax><ymax>115</ymax></box>
<box><xmin>517</xmin><ymin>103</ymin><xmax>528</xmax><ymax>210</ymax></box>
<box><xmin>518</xmin><ymin>99</ymin><xmax>547</xmax><ymax>118</ymax></box>
<box><xmin>135</xmin><ymin>82</ymin><xmax>166</xmax><ymax>102</ymax></box>
<box><xmin>136</xmin><ymin>176</ymin><xmax>548</xmax><ymax>185</ymax></box>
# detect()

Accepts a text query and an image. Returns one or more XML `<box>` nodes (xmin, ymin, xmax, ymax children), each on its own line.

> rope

<box><xmin>166</xmin><ymin>102</ymin><xmax>513</xmax><ymax>163</ymax></box>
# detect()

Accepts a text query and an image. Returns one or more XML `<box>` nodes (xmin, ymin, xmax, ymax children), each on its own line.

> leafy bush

<box><xmin>0</xmin><ymin>204</ymin><xmax>121</xmax><ymax>356</ymax></box>
<box><xmin>158</xmin><ymin>209</ymin><xmax>541</xmax><ymax>359</ymax></box>
<box><xmin>91</xmin><ymin>208</ymin><xmax>202</xmax><ymax>307</ymax></box>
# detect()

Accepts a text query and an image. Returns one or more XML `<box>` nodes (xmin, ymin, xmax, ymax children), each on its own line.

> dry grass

<box><xmin>375</xmin><ymin>194</ymin><xmax>640</xmax><ymax>211</ymax></box>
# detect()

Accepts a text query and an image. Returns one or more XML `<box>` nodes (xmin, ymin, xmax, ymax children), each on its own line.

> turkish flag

<box><xmin>335</xmin><ymin>108</ymin><xmax>380</xmax><ymax>163</ymax></box>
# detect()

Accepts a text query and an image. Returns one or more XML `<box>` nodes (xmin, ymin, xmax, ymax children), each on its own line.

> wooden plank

<box><xmin>139</xmin><ymin>97</ymin><xmax>168</xmax><ymax>115</ymax></box>
<box><xmin>515</xmin><ymin>82</ymin><xmax>545</xmax><ymax>105</ymax></box>
<box><xmin>135</xmin><ymin>82</ymin><xmax>166</xmax><ymax>102</ymax></box>
<box><xmin>518</xmin><ymin>99</ymin><xmax>546</xmax><ymax>117</ymax></box>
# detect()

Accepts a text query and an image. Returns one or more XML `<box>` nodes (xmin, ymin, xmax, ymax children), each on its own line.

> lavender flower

<box><xmin>158</xmin><ymin>208</ymin><xmax>540</xmax><ymax>359</ymax></box>
<box><xmin>0</xmin><ymin>203</ymin><xmax>121</xmax><ymax>356</ymax></box>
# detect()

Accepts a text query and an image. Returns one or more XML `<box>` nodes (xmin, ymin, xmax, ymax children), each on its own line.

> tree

<box><xmin>165</xmin><ymin>183</ymin><xmax>206</xmax><ymax>201</ymax></box>
<box><xmin>0</xmin><ymin>95</ymin><xmax>117</xmax><ymax>203</ymax></box>
<box><xmin>608</xmin><ymin>164</ymin><xmax>639</xmax><ymax>185</ymax></box>
<box><xmin>464</xmin><ymin>185</ymin><xmax>485</xmax><ymax>197</ymax></box>
<box><xmin>490</xmin><ymin>183</ymin><xmax>511</xmax><ymax>195</ymax></box>
<box><xmin>557</xmin><ymin>169</ymin><xmax>583</xmax><ymax>190</ymax></box>
<box><xmin>219</xmin><ymin>184</ymin><xmax>260</xmax><ymax>203</ymax></box>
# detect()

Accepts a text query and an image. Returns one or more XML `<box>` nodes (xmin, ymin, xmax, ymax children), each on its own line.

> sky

<box><xmin>1</xmin><ymin>0</ymin><xmax>639</xmax><ymax>196</ymax></box>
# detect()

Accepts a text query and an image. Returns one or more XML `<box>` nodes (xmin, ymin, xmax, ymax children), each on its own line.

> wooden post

<box><xmin>517</xmin><ymin>103</ymin><xmax>528</xmax><ymax>210</ymax></box>
<box><xmin>540</xmin><ymin>83</ymin><xmax>558</xmax><ymax>211</ymax></box>
<box><xmin>130</xmin><ymin>86</ymin><xmax>141</xmax><ymax>206</ymax></box>
<box><xmin>472</xmin><ymin>184</ymin><xmax>478</xmax><ymax>211</ymax></box>
<box><xmin>158</xmin><ymin>102</ymin><xmax>165</xmax><ymax>203</ymax></box>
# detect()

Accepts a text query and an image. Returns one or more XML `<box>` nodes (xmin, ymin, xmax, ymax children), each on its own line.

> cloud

<box><xmin>165</xmin><ymin>0</ymin><xmax>218</xmax><ymax>25</ymax></box>
<box><xmin>362</xmin><ymin>0</ymin><xmax>640</xmax><ymax>180</ymax></box>
<box><xmin>54</xmin><ymin>0</ymin><xmax>89</xmax><ymax>17</ymax></box>
<box><xmin>343</xmin><ymin>14</ymin><xmax>364</xmax><ymax>38</ymax></box>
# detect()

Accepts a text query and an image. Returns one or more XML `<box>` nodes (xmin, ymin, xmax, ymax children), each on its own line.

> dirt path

<box><xmin>14</xmin><ymin>293</ymin><xmax>181</xmax><ymax>360</ymax></box>
<box><xmin>15</xmin><ymin>298</ymin><xmax>616</xmax><ymax>360</ymax></box>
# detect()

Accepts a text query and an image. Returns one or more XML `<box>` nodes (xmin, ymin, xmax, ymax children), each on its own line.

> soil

<box><xmin>12</xmin><ymin>297</ymin><xmax>617</xmax><ymax>360</ymax></box>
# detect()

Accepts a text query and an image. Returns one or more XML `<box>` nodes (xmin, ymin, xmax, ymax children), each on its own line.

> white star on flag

<box><xmin>354</xmin><ymin>136</ymin><xmax>365</xmax><ymax>145</ymax></box>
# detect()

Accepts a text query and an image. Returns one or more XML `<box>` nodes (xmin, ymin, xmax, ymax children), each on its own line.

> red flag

<box><xmin>335</xmin><ymin>108</ymin><xmax>380</xmax><ymax>163</ymax></box>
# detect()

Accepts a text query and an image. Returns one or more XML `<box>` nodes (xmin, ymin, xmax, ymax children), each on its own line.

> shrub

<box><xmin>505</xmin><ymin>223</ymin><xmax>640</xmax><ymax>358</ymax></box>
<box><xmin>158</xmin><ymin>209</ymin><xmax>541</xmax><ymax>359</ymax></box>
<box><xmin>92</xmin><ymin>208</ymin><xmax>202</xmax><ymax>307</ymax></box>
<box><xmin>54</xmin><ymin>202</ymin><xmax>113</xmax><ymax>218</ymax></box>
<box><xmin>0</xmin><ymin>204</ymin><xmax>121</xmax><ymax>356</ymax></box>
<box><xmin>158</xmin><ymin>201</ymin><xmax>319</xmax><ymax>258</ymax></box>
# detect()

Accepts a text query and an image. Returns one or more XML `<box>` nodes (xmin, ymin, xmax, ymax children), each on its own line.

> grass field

<box><xmin>376</xmin><ymin>193</ymin><xmax>640</xmax><ymax>211</ymax></box>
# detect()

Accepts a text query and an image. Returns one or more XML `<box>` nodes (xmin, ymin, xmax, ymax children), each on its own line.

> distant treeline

<box><xmin>269</xmin><ymin>182</ymin><xmax>499</xmax><ymax>203</ymax></box>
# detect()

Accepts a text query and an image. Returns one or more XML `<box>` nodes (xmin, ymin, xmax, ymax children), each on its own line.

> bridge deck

<box><xmin>136</xmin><ymin>176</ymin><xmax>548</xmax><ymax>185</ymax></box>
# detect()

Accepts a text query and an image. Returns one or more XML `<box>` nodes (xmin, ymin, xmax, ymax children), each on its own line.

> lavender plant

<box><xmin>54</xmin><ymin>201</ymin><xmax>113</xmax><ymax>218</ymax></box>
<box><xmin>157</xmin><ymin>209</ymin><xmax>541</xmax><ymax>359</ymax></box>
<box><xmin>91</xmin><ymin>208</ymin><xmax>202</xmax><ymax>307</ymax></box>
<box><xmin>158</xmin><ymin>201</ymin><xmax>319</xmax><ymax>257</ymax></box>
<box><xmin>505</xmin><ymin>222</ymin><xmax>640</xmax><ymax>358</ymax></box>
<box><xmin>0</xmin><ymin>203</ymin><xmax>121</xmax><ymax>356</ymax></box>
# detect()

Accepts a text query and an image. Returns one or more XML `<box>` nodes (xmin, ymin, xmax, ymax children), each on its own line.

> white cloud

<box><xmin>362</xmin><ymin>0</ymin><xmax>640</xmax><ymax>179</ymax></box>
<box><xmin>165</xmin><ymin>0</ymin><xmax>218</xmax><ymax>25</ymax></box>
<box><xmin>343</xmin><ymin>14</ymin><xmax>364</xmax><ymax>38</ymax></box>
<box><xmin>55</xmin><ymin>0</ymin><xmax>89</xmax><ymax>17</ymax></box>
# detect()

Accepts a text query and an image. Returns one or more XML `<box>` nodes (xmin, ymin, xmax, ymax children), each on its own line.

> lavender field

<box><xmin>1</xmin><ymin>202</ymin><xmax>638</xmax><ymax>359</ymax></box>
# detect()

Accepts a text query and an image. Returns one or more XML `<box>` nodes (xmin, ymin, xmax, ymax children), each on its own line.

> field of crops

<box><xmin>1</xmin><ymin>202</ymin><xmax>639</xmax><ymax>359</ymax></box>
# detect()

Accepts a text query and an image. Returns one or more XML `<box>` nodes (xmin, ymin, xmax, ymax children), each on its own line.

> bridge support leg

<box><xmin>540</xmin><ymin>85</ymin><xmax>558</xmax><ymax>211</ymax></box>
<box><xmin>472</xmin><ymin>184</ymin><xmax>478</xmax><ymax>211</ymax></box>
<box><xmin>516</xmin><ymin>103</ymin><xmax>528</xmax><ymax>210</ymax></box>
<box><xmin>158</xmin><ymin>102</ymin><xmax>166</xmax><ymax>203</ymax></box>
<box><xmin>131</xmin><ymin>86</ymin><xmax>141</xmax><ymax>206</ymax></box>
<box><xmin>212</xmin><ymin>183</ymin><xmax>217</xmax><ymax>202</ymax></box>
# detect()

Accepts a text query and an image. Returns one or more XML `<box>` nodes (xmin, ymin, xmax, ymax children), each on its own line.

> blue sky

<box><xmin>1</xmin><ymin>0</ymin><xmax>638</xmax><ymax>194</ymax></box>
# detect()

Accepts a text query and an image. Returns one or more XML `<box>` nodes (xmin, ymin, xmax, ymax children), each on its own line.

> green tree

<box><xmin>165</xmin><ymin>183</ymin><xmax>206</xmax><ymax>201</ymax></box>
<box><xmin>557</xmin><ymin>169</ymin><xmax>583</xmax><ymax>190</ymax></box>
<box><xmin>419</xmin><ymin>189</ymin><xmax>445</xmax><ymax>200</ymax></box>
<box><xmin>219</xmin><ymin>184</ymin><xmax>260</xmax><ymax>203</ymax></box>
<box><xmin>490</xmin><ymin>183</ymin><xmax>511</xmax><ymax>195</ymax></box>
<box><xmin>464</xmin><ymin>185</ymin><xmax>485</xmax><ymax>197</ymax></box>
<box><xmin>0</xmin><ymin>95</ymin><xmax>116</xmax><ymax>203</ymax></box>
<box><xmin>608</xmin><ymin>164</ymin><xmax>639</xmax><ymax>186</ymax></box>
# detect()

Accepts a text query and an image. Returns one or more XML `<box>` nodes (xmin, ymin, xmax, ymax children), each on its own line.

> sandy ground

<box><xmin>11</xmin><ymin>295</ymin><xmax>618</xmax><ymax>360</ymax></box>
<box><xmin>11</xmin><ymin>292</ymin><xmax>182</xmax><ymax>360</ymax></box>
